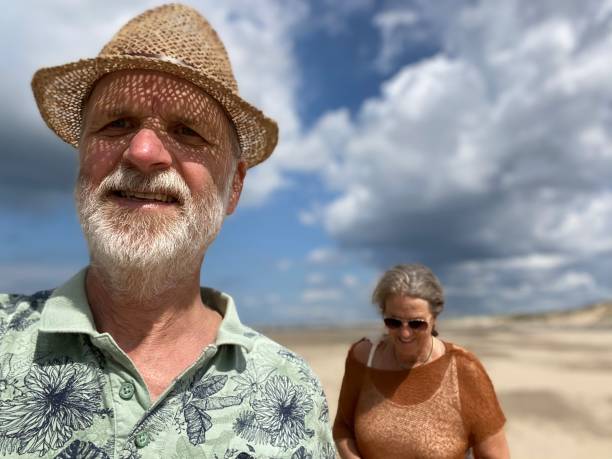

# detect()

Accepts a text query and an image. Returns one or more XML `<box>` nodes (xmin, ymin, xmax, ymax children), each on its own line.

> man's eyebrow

<box><xmin>89</xmin><ymin>104</ymin><xmax>132</xmax><ymax>119</ymax></box>
<box><xmin>174</xmin><ymin>113</ymin><xmax>204</xmax><ymax>128</ymax></box>
<box><xmin>173</xmin><ymin>113</ymin><xmax>219</xmax><ymax>140</ymax></box>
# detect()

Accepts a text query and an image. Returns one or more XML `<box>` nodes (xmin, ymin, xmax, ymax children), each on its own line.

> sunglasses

<box><xmin>383</xmin><ymin>317</ymin><xmax>429</xmax><ymax>331</ymax></box>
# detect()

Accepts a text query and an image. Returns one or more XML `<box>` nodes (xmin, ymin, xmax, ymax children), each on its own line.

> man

<box><xmin>0</xmin><ymin>4</ymin><xmax>335</xmax><ymax>458</ymax></box>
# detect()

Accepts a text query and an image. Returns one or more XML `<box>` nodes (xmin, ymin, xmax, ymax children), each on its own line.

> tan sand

<box><xmin>263</xmin><ymin>311</ymin><xmax>612</xmax><ymax>459</ymax></box>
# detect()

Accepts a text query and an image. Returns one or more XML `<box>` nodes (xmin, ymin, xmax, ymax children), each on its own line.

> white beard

<box><xmin>75</xmin><ymin>165</ymin><xmax>228</xmax><ymax>301</ymax></box>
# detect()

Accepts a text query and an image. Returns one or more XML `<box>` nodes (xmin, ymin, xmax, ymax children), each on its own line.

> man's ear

<box><xmin>225</xmin><ymin>160</ymin><xmax>247</xmax><ymax>215</ymax></box>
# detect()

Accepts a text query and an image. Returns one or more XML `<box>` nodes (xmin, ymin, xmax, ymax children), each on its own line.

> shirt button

<box><xmin>119</xmin><ymin>381</ymin><xmax>135</xmax><ymax>400</ymax></box>
<box><xmin>134</xmin><ymin>431</ymin><xmax>150</xmax><ymax>448</ymax></box>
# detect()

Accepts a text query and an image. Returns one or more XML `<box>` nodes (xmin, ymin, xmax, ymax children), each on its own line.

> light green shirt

<box><xmin>0</xmin><ymin>269</ymin><xmax>335</xmax><ymax>458</ymax></box>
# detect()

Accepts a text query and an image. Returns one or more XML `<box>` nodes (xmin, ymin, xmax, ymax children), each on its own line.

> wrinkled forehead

<box><xmin>83</xmin><ymin>69</ymin><xmax>230</xmax><ymax>125</ymax></box>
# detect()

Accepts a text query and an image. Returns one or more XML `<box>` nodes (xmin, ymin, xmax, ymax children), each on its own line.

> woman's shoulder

<box><xmin>445</xmin><ymin>341</ymin><xmax>475</xmax><ymax>358</ymax></box>
<box><xmin>348</xmin><ymin>336</ymin><xmax>382</xmax><ymax>366</ymax></box>
<box><xmin>444</xmin><ymin>341</ymin><xmax>493</xmax><ymax>381</ymax></box>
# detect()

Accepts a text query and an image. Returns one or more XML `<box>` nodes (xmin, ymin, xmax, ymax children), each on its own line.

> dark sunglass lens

<box><xmin>408</xmin><ymin>320</ymin><xmax>428</xmax><ymax>330</ymax></box>
<box><xmin>383</xmin><ymin>318</ymin><xmax>402</xmax><ymax>329</ymax></box>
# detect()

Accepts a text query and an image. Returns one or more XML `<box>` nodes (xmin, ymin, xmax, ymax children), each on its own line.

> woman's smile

<box><xmin>396</xmin><ymin>336</ymin><xmax>416</xmax><ymax>344</ymax></box>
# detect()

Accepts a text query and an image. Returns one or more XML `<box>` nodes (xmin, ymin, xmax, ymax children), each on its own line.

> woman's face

<box><xmin>383</xmin><ymin>294</ymin><xmax>434</xmax><ymax>359</ymax></box>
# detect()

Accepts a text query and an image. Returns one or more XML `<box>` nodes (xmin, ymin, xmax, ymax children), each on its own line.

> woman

<box><xmin>333</xmin><ymin>264</ymin><xmax>510</xmax><ymax>459</ymax></box>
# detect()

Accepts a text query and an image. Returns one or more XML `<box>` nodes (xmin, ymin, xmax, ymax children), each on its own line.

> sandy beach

<box><xmin>264</xmin><ymin>304</ymin><xmax>612</xmax><ymax>459</ymax></box>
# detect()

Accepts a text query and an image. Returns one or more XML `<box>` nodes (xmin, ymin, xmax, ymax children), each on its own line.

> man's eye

<box><xmin>103</xmin><ymin>118</ymin><xmax>133</xmax><ymax>130</ymax></box>
<box><xmin>176</xmin><ymin>125</ymin><xmax>200</xmax><ymax>137</ymax></box>
<box><xmin>173</xmin><ymin>124</ymin><xmax>209</xmax><ymax>146</ymax></box>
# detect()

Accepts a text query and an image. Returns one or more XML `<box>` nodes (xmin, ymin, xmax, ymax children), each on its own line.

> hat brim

<box><xmin>31</xmin><ymin>55</ymin><xmax>278</xmax><ymax>168</ymax></box>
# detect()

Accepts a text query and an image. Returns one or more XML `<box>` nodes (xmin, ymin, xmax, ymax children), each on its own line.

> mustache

<box><xmin>94</xmin><ymin>166</ymin><xmax>191</xmax><ymax>204</ymax></box>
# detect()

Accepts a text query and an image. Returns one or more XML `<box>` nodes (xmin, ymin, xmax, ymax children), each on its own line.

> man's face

<box><xmin>75</xmin><ymin>70</ymin><xmax>245</xmax><ymax>271</ymax></box>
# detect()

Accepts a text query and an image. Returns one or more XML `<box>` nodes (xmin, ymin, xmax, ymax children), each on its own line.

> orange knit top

<box><xmin>333</xmin><ymin>338</ymin><xmax>506</xmax><ymax>459</ymax></box>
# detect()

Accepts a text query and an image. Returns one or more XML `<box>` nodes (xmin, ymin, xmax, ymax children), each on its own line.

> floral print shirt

<box><xmin>0</xmin><ymin>269</ymin><xmax>335</xmax><ymax>458</ymax></box>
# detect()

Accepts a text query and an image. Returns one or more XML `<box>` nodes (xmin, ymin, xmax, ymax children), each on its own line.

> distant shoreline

<box><xmin>254</xmin><ymin>301</ymin><xmax>612</xmax><ymax>333</ymax></box>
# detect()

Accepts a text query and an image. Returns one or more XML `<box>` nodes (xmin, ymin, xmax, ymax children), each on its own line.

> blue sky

<box><xmin>2</xmin><ymin>0</ymin><xmax>612</xmax><ymax>326</ymax></box>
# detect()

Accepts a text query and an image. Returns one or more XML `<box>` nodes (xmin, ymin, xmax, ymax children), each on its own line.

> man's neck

<box><xmin>85</xmin><ymin>264</ymin><xmax>220</xmax><ymax>348</ymax></box>
<box><xmin>85</xmin><ymin>265</ymin><xmax>222</xmax><ymax>399</ymax></box>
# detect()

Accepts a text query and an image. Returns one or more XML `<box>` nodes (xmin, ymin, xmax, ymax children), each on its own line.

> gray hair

<box><xmin>372</xmin><ymin>264</ymin><xmax>445</xmax><ymax>336</ymax></box>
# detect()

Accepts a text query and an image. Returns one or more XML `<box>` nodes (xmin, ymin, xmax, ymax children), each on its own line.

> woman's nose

<box><xmin>400</xmin><ymin>325</ymin><xmax>412</xmax><ymax>338</ymax></box>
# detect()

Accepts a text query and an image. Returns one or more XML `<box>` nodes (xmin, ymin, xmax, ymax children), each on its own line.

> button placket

<box><xmin>134</xmin><ymin>431</ymin><xmax>150</xmax><ymax>448</ymax></box>
<box><xmin>119</xmin><ymin>381</ymin><xmax>135</xmax><ymax>400</ymax></box>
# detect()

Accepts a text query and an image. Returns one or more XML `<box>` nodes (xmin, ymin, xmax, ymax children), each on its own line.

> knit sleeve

<box><xmin>456</xmin><ymin>351</ymin><xmax>506</xmax><ymax>445</ymax></box>
<box><xmin>332</xmin><ymin>339</ymin><xmax>368</xmax><ymax>441</ymax></box>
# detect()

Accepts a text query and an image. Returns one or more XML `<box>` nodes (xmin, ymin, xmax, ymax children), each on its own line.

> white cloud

<box><xmin>297</xmin><ymin>0</ymin><xmax>612</xmax><ymax>312</ymax></box>
<box><xmin>342</xmin><ymin>274</ymin><xmax>359</xmax><ymax>288</ymax></box>
<box><xmin>306</xmin><ymin>272</ymin><xmax>325</xmax><ymax>285</ymax></box>
<box><xmin>301</xmin><ymin>287</ymin><xmax>343</xmax><ymax>303</ymax></box>
<box><xmin>314</xmin><ymin>0</ymin><xmax>375</xmax><ymax>35</ymax></box>
<box><xmin>536</xmin><ymin>193</ymin><xmax>612</xmax><ymax>255</ymax></box>
<box><xmin>267</xmin><ymin>304</ymin><xmax>341</xmax><ymax>325</ymax></box>
<box><xmin>546</xmin><ymin>271</ymin><xmax>596</xmax><ymax>293</ymax></box>
<box><xmin>375</xmin><ymin>9</ymin><xmax>418</xmax><ymax>29</ymax></box>
<box><xmin>276</xmin><ymin>258</ymin><xmax>293</xmax><ymax>272</ymax></box>
<box><xmin>458</xmin><ymin>254</ymin><xmax>570</xmax><ymax>273</ymax></box>
<box><xmin>306</xmin><ymin>247</ymin><xmax>340</xmax><ymax>264</ymax></box>
<box><xmin>6</xmin><ymin>0</ymin><xmax>612</xmax><ymax>316</ymax></box>
<box><xmin>373</xmin><ymin>7</ymin><xmax>432</xmax><ymax>72</ymax></box>
<box><xmin>278</xmin><ymin>109</ymin><xmax>354</xmax><ymax>173</ymax></box>
<box><xmin>298</xmin><ymin>208</ymin><xmax>319</xmax><ymax>226</ymax></box>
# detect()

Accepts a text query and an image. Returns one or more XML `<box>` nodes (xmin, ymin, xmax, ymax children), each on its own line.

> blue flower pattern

<box><xmin>0</xmin><ymin>289</ymin><xmax>335</xmax><ymax>458</ymax></box>
<box><xmin>277</xmin><ymin>350</ymin><xmax>332</xmax><ymax>434</ymax></box>
<box><xmin>291</xmin><ymin>446</ymin><xmax>313</xmax><ymax>459</ymax></box>
<box><xmin>181</xmin><ymin>374</ymin><xmax>242</xmax><ymax>445</ymax></box>
<box><xmin>0</xmin><ymin>354</ymin><xmax>24</xmax><ymax>401</ymax></box>
<box><xmin>0</xmin><ymin>291</ymin><xmax>50</xmax><ymax>336</ymax></box>
<box><xmin>231</xmin><ymin>359</ymin><xmax>275</xmax><ymax>402</ymax></box>
<box><xmin>233</xmin><ymin>375</ymin><xmax>314</xmax><ymax>450</ymax></box>
<box><xmin>0</xmin><ymin>291</ymin><xmax>112</xmax><ymax>458</ymax></box>
<box><xmin>54</xmin><ymin>439</ymin><xmax>110</xmax><ymax>459</ymax></box>
<box><xmin>0</xmin><ymin>359</ymin><xmax>110</xmax><ymax>457</ymax></box>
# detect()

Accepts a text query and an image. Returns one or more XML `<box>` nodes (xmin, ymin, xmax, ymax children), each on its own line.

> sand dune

<box><xmin>263</xmin><ymin>304</ymin><xmax>612</xmax><ymax>458</ymax></box>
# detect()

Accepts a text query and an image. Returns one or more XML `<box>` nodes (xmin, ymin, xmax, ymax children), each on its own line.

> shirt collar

<box><xmin>39</xmin><ymin>268</ymin><xmax>97</xmax><ymax>335</ymax></box>
<box><xmin>39</xmin><ymin>267</ymin><xmax>254</xmax><ymax>352</ymax></box>
<box><xmin>200</xmin><ymin>287</ymin><xmax>254</xmax><ymax>352</ymax></box>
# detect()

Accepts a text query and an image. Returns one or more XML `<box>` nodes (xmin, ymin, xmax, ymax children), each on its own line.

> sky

<box><xmin>1</xmin><ymin>0</ymin><xmax>612</xmax><ymax>326</ymax></box>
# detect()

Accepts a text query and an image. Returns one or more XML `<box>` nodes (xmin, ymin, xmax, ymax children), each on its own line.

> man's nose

<box><xmin>124</xmin><ymin>128</ymin><xmax>172</xmax><ymax>173</ymax></box>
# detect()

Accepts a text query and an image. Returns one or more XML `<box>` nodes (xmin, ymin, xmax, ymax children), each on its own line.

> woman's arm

<box><xmin>473</xmin><ymin>428</ymin><xmax>510</xmax><ymax>459</ymax></box>
<box><xmin>333</xmin><ymin>339</ymin><xmax>370</xmax><ymax>459</ymax></box>
<box><xmin>456</xmin><ymin>348</ymin><xmax>509</xmax><ymax>459</ymax></box>
<box><xmin>336</xmin><ymin>437</ymin><xmax>362</xmax><ymax>459</ymax></box>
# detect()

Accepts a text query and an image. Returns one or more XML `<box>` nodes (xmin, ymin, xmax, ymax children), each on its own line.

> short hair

<box><xmin>372</xmin><ymin>264</ymin><xmax>445</xmax><ymax>336</ymax></box>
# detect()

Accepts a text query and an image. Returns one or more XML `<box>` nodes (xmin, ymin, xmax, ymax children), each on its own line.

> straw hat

<box><xmin>31</xmin><ymin>3</ymin><xmax>278</xmax><ymax>168</ymax></box>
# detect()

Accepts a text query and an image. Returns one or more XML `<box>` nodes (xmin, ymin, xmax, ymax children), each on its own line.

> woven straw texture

<box><xmin>31</xmin><ymin>3</ymin><xmax>278</xmax><ymax>168</ymax></box>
